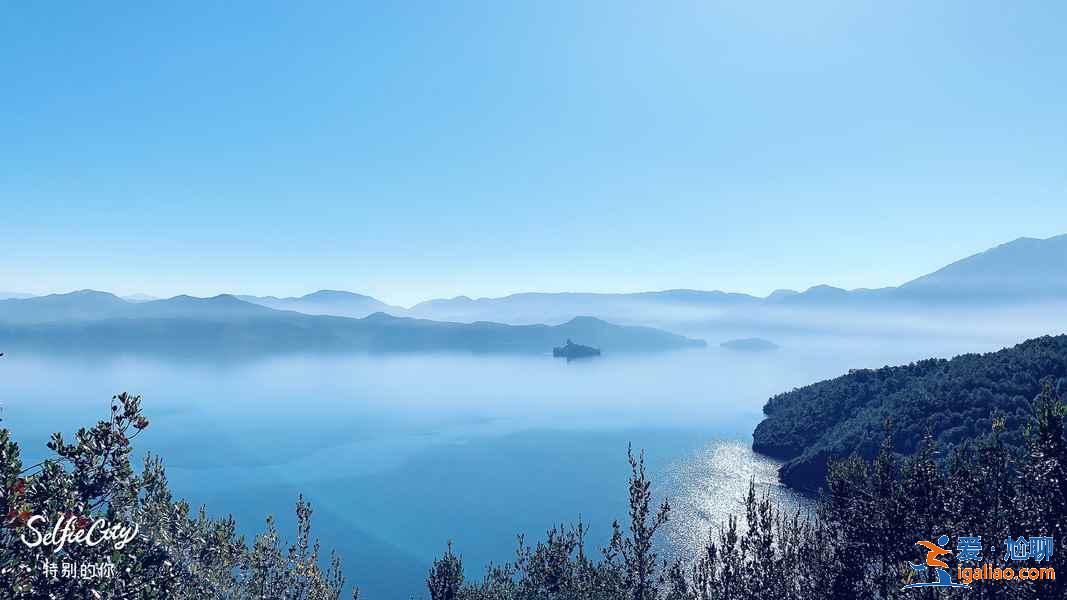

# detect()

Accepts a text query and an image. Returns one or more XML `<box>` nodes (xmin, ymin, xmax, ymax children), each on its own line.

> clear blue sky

<box><xmin>2</xmin><ymin>1</ymin><xmax>1065</xmax><ymax>306</ymax></box>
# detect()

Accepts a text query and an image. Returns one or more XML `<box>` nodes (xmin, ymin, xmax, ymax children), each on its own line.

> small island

<box><xmin>720</xmin><ymin>337</ymin><xmax>779</xmax><ymax>352</ymax></box>
<box><xmin>553</xmin><ymin>339</ymin><xmax>601</xmax><ymax>360</ymax></box>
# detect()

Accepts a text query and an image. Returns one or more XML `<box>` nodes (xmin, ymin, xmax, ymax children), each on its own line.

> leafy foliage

<box><xmin>0</xmin><ymin>392</ymin><xmax>357</xmax><ymax>600</ymax></box>
<box><xmin>752</xmin><ymin>334</ymin><xmax>1067</xmax><ymax>489</ymax></box>
<box><xmin>424</xmin><ymin>447</ymin><xmax>670</xmax><ymax>600</ymax></box>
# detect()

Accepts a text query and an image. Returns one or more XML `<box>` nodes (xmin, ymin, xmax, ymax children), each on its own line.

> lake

<box><xmin>0</xmin><ymin>334</ymin><xmax>1001</xmax><ymax>598</ymax></box>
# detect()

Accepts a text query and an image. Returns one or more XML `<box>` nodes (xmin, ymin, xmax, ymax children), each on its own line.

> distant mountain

<box><xmin>770</xmin><ymin>234</ymin><xmax>1067</xmax><ymax>307</ymax></box>
<box><xmin>408</xmin><ymin>290</ymin><xmax>762</xmax><ymax>324</ymax></box>
<box><xmin>896</xmin><ymin>234</ymin><xmax>1067</xmax><ymax>301</ymax></box>
<box><xmin>633</xmin><ymin>289</ymin><xmax>762</xmax><ymax>304</ymax></box>
<box><xmin>405</xmin><ymin>287</ymin><xmax>816</xmax><ymax>324</ymax></box>
<box><xmin>0</xmin><ymin>291</ymin><xmax>276</xmax><ymax>324</ymax></box>
<box><xmin>0</xmin><ymin>291</ymin><xmax>703</xmax><ymax>355</ymax></box>
<box><xmin>0</xmin><ymin>289</ymin><xmax>398</xmax><ymax>323</ymax></box>
<box><xmin>132</xmin><ymin>294</ymin><xmax>279</xmax><ymax>320</ymax></box>
<box><xmin>0</xmin><ymin>290</ymin><xmax>132</xmax><ymax>323</ymax></box>
<box><xmin>0</xmin><ymin>312</ymin><xmax>705</xmax><ymax>356</ymax></box>
<box><xmin>405</xmin><ymin>234</ymin><xmax>1067</xmax><ymax>326</ymax></box>
<box><xmin>775</xmin><ymin>284</ymin><xmax>866</xmax><ymax>304</ymax></box>
<box><xmin>0</xmin><ymin>292</ymin><xmax>34</xmax><ymax>300</ymax></box>
<box><xmin>765</xmin><ymin>289</ymin><xmax>798</xmax><ymax>300</ymax></box>
<box><xmin>5</xmin><ymin>233</ymin><xmax>1064</xmax><ymax>339</ymax></box>
<box><xmin>237</xmin><ymin>290</ymin><xmax>402</xmax><ymax>319</ymax></box>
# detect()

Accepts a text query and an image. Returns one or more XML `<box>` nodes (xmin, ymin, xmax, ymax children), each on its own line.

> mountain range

<box><xmin>394</xmin><ymin>235</ymin><xmax>1067</xmax><ymax>343</ymax></box>
<box><xmin>9</xmin><ymin>234</ymin><xmax>1067</xmax><ymax>320</ymax></box>
<box><xmin>2</xmin><ymin>234</ymin><xmax>1065</xmax><ymax>353</ymax></box>
<box><xmin>402</xmin><ymin>234</ymin><xmax>1067</xmax><ymax>321</ymax></box>
<box><xmin>236</xmin><ymin>290</ymin><xmax>404</xmax><ymax>318</ymax></box>
<box><xmin>12</xmin><ymin>234</ymin><xmax>1066</xmax><ymax>318</ymax></box>
<box><xmin>0</xmin><ymin>291</ymin><xmax>704</xmax><ymax>356</ymax></box>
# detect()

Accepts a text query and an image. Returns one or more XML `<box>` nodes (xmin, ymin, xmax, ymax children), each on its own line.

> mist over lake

<box><xmin>0</xmin><ymin>332</ymin><xmax>1008</xmax><ymax>598</ymax></box>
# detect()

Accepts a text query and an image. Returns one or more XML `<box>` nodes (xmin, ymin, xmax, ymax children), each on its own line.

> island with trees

<box><xmin>552</xmin><ymin>339</ymin><xmax>601</xmax><ymax>360</ymax></box>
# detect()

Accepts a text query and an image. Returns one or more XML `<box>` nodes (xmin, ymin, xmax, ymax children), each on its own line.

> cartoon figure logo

<box><xmin>902</xmin><ymin>535</ymin><xmax>971</xmax><ymax>590</ymax></box>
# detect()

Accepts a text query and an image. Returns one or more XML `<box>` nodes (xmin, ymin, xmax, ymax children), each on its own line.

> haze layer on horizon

<box><xmin>2</xmin><ymin>2</ymin><xmax>1065</xmax><ymax>306</ymax></box>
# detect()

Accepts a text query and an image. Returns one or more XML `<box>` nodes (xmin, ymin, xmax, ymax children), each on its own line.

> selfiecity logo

<box><xmin>902</xmin><ymin>534</ymin><xmax>1056</xmax><ymax>591</ymax></box>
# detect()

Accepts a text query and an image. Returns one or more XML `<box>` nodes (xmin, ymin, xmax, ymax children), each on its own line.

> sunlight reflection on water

<box><xmin>660</xmin><ymin>439</ymin><xmax>815</xmax><ymax>562</ymax></box>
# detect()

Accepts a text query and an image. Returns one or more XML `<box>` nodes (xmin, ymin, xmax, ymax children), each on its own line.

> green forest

<box><xmin>753</xmin><ymin>334</ymin><xmax>1067</xmax><ymax>490</ymax></box>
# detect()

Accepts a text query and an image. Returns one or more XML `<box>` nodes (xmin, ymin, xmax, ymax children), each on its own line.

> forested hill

<box><xmin>753</xmin><ymin>335</ymin><xmax>1067</xmax><ymax>491</ymax></box>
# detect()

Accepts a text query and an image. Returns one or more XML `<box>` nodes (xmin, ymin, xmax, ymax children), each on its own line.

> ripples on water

<box><xmin>660</xmin><ymin>439</ymin><xmax>815</xmax><ymax>563</ymax></box>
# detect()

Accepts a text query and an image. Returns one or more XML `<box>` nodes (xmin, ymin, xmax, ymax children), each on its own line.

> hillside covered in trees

<box><xmin>753</xmin><ymin>335</ymin><xmax>1067</xmax><ymax>490</ymax></box>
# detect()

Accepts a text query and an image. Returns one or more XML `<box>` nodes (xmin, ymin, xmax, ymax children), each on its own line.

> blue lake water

<box><xmin>0</xmin><ymin>336</ymin><xmax>996</xmax><ymax>598</ymax></box>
